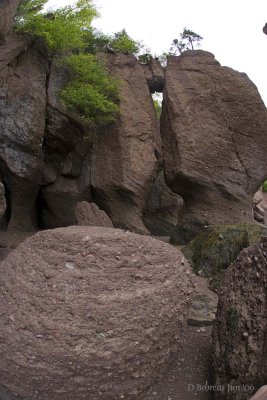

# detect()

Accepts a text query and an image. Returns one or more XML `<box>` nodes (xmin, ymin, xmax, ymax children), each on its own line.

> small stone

<box><xmin>65</xmin><ymin>262</ymin><xmax>75</xmax><ymax>270</ymax></box>
<box><xmin>243</xmin><ymin>331</ymin><xmax>249</xmax><ymax>339</ymax></box>
<box><xmin>218</xmin><ymin>234</ymin><xmax>223</xmax><ymax>239</ymax></box>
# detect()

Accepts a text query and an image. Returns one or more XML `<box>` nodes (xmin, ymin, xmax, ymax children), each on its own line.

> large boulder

<box><xmin>212</xmin><ymin>239</ymin><xmax>267</xmax><ymax>399</ymax></box>
<box><xmin>0</xmin><ymin>226</ymin><xmax>193</xmax><ymax>400</ymax></box>
<box><xmin>91</xmin><ymin>53</ymin><xmax>162</xmax><ymax>234</ymax></box>
<box><xmin>162</xmin><ymin>51</ymin><xmax>267</xmax><ymax>243</ymax></box>
<box><xmin>0</xmin><ymin>40</ymin><xmax>48</xmax><ymax>230</ymax></box>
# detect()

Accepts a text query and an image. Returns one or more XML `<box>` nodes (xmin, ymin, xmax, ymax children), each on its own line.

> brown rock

<box><xmin>74</xmin><ymin>201</ymin><xmax>113</xmax><ymax>227</ymax></box>
<box><xmin>142</xmin><ymin>58</ymin><xmax>165</xmax><ymax>93</ymax></box>
<box><xmin>212</xmin><ymin>239</ymin><xmax>267</xmax><ymax>399</ymax></box>
<box><xmin>0</xmin><ymin>0</ymin><xmax>20</xmax><ymax>39</ymax></box>
<box><xmin>40</xmin><ymin>175</ymin><xmax>91</xmax><ymax>228</ymax></box>
<box><xmin>40</xmin><ymin>61</ymin><xmax>92</xmax><ymax>228</ymax></box>
<box><xmin>162</xmin><ymin>51</ymin><xmax>267</xmax><ymax>243</ymax></box>
<box><xmin>0</xmin><ymin>226</ymin><xmax>193</xmax><ymax>400</ymax></box>
<box><xmin>0</xmin><ymin>41</ymin><xmax>48</xmax><ymax>230</ymax></box>
<box><xmin>91</xmin><ymin>53</ymin><xmax>162</xmax><ymax>234</ymax></box>
<box><xmin>0</xmin><ymin>181</ymin><xmax>6</xmax><ymax>221</ymax></box>
<box><xmin>143</xmin><ymin>171</ymin><xmax>184</xmax><ymax>235</ymax></box>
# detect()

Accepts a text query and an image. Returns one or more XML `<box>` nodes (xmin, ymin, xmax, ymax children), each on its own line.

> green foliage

<box><xmin>109</xmin><ymin>29</ymin><xmax>140</xmax><ymax>54</ymax></box>
<box><xmin>60</xmin><ymin>54</ymin><xmax>119</xmax><ymax>130</ymax></box>
<box><xmin>15</xmin><ymin>1</ymin><xmax>119</xmax><ymax>136</ymax></box>
<box><xmin>170</xmin><ymin>27</ymin><xmax>203</xmax><ymax>55</ymax></box>
<box><xmin>157</xmin><ymin>52</ymin><xmax>168</xmax><ymax>67</ymax></box>
<box><xmin>182</xmin><ymin>224</ymin><xmax>267</xmax><ymax>290</ymax></box>
<box><xmin>262</xmin><ymin>180</ymin><xmax>267</xmax><ymax>192</ymax></box>
<box><xmin>138</xmin><ymin>53</ymin><xmax>153</xmax><ymax>64</ymax></box>
<box><xmin>15</xmin><ymin>0</ymin><xmax>98</xmax><ymax>53</ymax></box>
<box><xmin>153</xmin><ymin>99</ymin><xmax>162</xmax><ymax>120</ymax></box>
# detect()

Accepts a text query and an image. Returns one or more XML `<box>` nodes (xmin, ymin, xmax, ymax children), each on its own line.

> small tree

<box><xmin>170</xmin><ymin>27</ymin><xmax>203</xmax><ymax>55</ymax></box>
<box><xmin>109</xmin><ymin>29</ymin><xmax>140</xmax><ymax>54</ymax></box>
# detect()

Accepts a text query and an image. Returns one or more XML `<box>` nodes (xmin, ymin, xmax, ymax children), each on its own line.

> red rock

<box><xmin>212</xmin><ymin>239</ymin><xmax>267</xmax><ymax>399</ymax></box>
<box><xmin>74</xmin><ymin>201</ymin><xmax>113</xmax><ymax>227</ymax></box>
<box><xmin>0</xmin><ymin>226</ymin><xmax>193</xmax><ymax>400</ymax></box>
<box><xmin>162</xmin><ymin>51</ymin><xmax>267</xmax><ymax>243</ymax></box>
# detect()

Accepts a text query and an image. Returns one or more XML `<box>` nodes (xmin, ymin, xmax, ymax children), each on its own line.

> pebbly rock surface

<box><xmin>74</xmin><ymin>201</ymin><xmax>113</xmax><ymax>227</ymax></box>
<box><xmin>212</xmin><ymin>238</ymin><xmax>267</xmax><ymax>400</ymax></box>
<box><xmin>0</xmin><ymin>226</ymin><xmax>193</xmax><ymax>400</ymax></box>
<box><xmin>91</xmin><ymin>53</ymin><xmax>162</xmax><ymax>234</ymax></box>
<box><xmin>162</xmin><ymin>50</ymin><xmax>267</xmax><ymax>243</ymax></box>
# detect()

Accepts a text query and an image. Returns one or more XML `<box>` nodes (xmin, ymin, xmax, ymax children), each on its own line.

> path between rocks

<box><xmin>144</xmin><ymin>274</ymin><xmax>216</xmax><ymax>400</ymax></box>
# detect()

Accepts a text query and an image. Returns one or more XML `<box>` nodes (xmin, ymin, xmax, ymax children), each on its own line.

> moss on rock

<box><xmin>182</xmin><ymin>224</ymin><xmax>267</xmax><ymax>290</ymax></box>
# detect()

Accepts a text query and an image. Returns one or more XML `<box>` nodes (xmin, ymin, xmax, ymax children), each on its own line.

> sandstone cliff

<box><xmin>162</xmin><ymin>51</ymin><xmax>267</xmax><ymax>242</ymax></box>
<box><xmin>0</xmin><ymin>1</ymin><xmax>266</xmax><ymax>240</ymax></box>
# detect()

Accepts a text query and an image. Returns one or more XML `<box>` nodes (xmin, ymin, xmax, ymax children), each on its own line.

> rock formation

<box><xmin>253</xmin><ymin>187</ymin><xmax>267</xmax><ymax>224</ymax></box>
<box><xmin>143</xmin><ymin>171</ymin><xmax>184</xmax><ymax>235</ymax></box>
<box><xmin>142</xmin><ymin>58</ymin><xmax>164</xmax><ymax>93</ymax></box>
<box><xmin>91</xmin><ymin>53</ymin><xmax>162</xmax><ymax>234</ymax></box>
<box><xmin>0</xmin><ymin>39</ymin><xmax>48</xmax><ymax>231</ymax></box>
<box><xmin>74</xmin><ymin>201</ymin><xmax>113</xmax><ymax>227</ymax></box>
<box><xmin>0</xmin><ymin>181</ymin><xmax>6</xmax><ymax>226</ymax></box>
<box><xmin>212</xmin><ymin>239</ymin><xmax>267</xmax><ymax>399</ymax></box>
<box><xmin>0</xmin><ymin>0</ymin><xmax>20</xmax><ymax>40</ymax></box>
<box><xmin>162</xmin><ymin>51</ymin><xmax>267</xmax><ymax>243</ymax></box>
<box><xmin>0</xmin><ymin>226</ymin><xmax>193</xmax><ymax>400</ymax></box>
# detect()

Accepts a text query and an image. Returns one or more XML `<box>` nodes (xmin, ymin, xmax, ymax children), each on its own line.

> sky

<box><xmin>46</xmin><ymin>0</ymin><xmax>267</xmax><ymax>105</ymax></box>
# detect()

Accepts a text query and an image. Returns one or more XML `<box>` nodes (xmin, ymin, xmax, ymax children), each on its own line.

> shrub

<box><xmin>60</xmin><ymin>54</ymin><xmax>119</xmax><ymax>130</ymax></box>
<box><xmin>15</xmin><ymin>0</ymin><xmax>119</xmax><ymax>136</ymax></box>
<box><xmin>15</xmin><ymin>0</ymin><xmax>98</xmax><ymax>53</ymax></box>
<box><xmin>109</xmin><ymin>29</ymin><xmax>140</xmax><ymax>54</ymax></box>
<box><xmin>262</xmin><ymin>181</ymin><xmax>267</xmax><ymax>192</ymax></box>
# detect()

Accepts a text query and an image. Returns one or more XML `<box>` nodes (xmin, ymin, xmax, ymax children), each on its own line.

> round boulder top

<box><xmin>0</xmin><ymin>226</ymin><xmax>193</xmax><ymax>400</ymax></box>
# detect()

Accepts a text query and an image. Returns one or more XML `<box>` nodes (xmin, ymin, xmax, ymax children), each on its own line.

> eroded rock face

<box><xmin>142</xmin><ymin>58</ymin><xmax>164</xmax><ymax>93</ymax></box>
<box><xmin>74</xmin><ymin>201</ymin><xmax>113</xmax><ymax>227</ymax></box>
<box><xmin>0</xmin><ymin>41</ymin><xmax>48</xmax><ymax>230</ymax></box>
<box><xmin>162</xmin><ymin>51</ymin><xmax>267</xmax><ymax>242</ymax></box>
<box><xmin>0</xmin><ymin>0</ymin><xmax>20</xmax><ymax>39</ymax></box>
<box><xmin>91</xmin><ymin>53</ymin><xmax>162</xmax><ymax>234</ymax></box>
<box><xmin>0</xmin><ymin>181</ymin><xmax>6</xmax><ymax>226</ymax></box>
<box><xmin>0</xmin><ymin>226</ymin><xmax>193</xmax><ymax>400</ymax></box>
<box><xmin>212</xmin><ymin>239</ymin><xmax>267</xmax><ymax>399</ymax></box>
<box><xmin>143</xmin><ymin>171</ymin><xmax>184</xmax><ymax>236</ymax></box>
<box><xmin>40</xmin><ymin>61</ymin><xmax>92</xmax><ymax>229</ymax></box>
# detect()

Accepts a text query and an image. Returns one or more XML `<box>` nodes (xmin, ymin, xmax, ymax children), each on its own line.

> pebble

<box><xmin>65</xmin><ymin>262</ymin><xmax>75</xmax><ymax>269</ymax></box>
